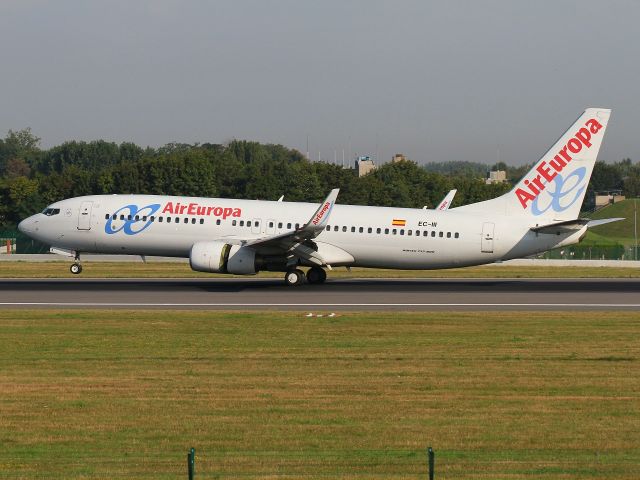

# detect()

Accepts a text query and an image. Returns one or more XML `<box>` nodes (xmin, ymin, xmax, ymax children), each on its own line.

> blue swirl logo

<box><xmin>531</xmin><ymin>167</ymin><xmax>587</xmax><ymax>216</ymax></box>
<box><xmin>105</xmin><ymin>204</ymin><xmax>161</xmax><ymax>235</ymax></box>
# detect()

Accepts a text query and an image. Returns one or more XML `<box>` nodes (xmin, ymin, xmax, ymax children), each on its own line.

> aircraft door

<box><xmin>481</xmin><ymin>222</ymin><xmax>494</xmax><ymax>253</ymax></box>
<box><xmin>78</xmin><ymin>201</ymin><xmax>93</xmax><ymax>230</ymax></box>
<box><xmin>251</xmin><ymin>218</ymin><xmax>261</xmax><ymax>235</ymax></box>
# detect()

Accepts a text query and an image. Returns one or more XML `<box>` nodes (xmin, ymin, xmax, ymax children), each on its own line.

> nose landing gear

<box><xmin>70</xmin><ymin>263</ymin><xmax>83</xmax><ymax>274</ymax></box>
<box><xmin>70</xmin><ymin>252</ymin><xmax>82</xmax><ymax>275</ymax></box>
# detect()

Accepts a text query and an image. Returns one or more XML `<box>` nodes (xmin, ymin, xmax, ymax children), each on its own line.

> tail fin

<box><xmin>436</xmin><ymin>189</ymin><xmax>457</xmax><ymax>210</ymax></box>
<box><xmin>455</xmin><ymin>108</ymin><xmax>611</xmax><ymax>221</ymax></box>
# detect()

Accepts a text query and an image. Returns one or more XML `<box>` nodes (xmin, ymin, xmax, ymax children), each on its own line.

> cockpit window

<box><xmin>42</xmin><ymin>207</ymin><xmax>61</xmax><ymax>216</ymax></box>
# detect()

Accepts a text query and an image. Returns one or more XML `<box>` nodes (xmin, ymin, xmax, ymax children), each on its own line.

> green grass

<box><xmin>1</xmin><ymin>261</ymin><xmax>640</xmax><ymax>279</ymax></box>
<box><xmin>586</xmin><ymin>199</ymin><xmax>640</xmax><ymax>243</ymax></box>
<box><xmin>0</xmin><ymin>310</ymin><xmax>639</xmax><ymax>478</ymax></box>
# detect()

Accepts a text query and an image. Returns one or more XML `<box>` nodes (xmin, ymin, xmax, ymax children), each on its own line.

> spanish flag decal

<box><xmin>392</xmin><ymin>219</ymin><xmax>406</xmax><ymax>226</ymax></box>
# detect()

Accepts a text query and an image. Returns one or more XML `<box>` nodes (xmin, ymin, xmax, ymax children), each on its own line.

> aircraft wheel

<box><xmin>306</xmin><ymin>267</ymin><xmax>327</xmax><ymax>284</ymax></box>
<box><xmin>284</xmin><ymin>269</ymin><xmax>305</xmax><ymax>286</ymax></box>
<box><xmin>70</xmin><ymin>263</ymin><xmax>83</xmax><ymax>275</ymax></box>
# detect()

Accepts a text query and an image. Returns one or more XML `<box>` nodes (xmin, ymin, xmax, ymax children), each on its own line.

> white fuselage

<box><xmin>18</xmin><ymin>194</ymin><xmax>584</xmax><ymax>270</ymax></box>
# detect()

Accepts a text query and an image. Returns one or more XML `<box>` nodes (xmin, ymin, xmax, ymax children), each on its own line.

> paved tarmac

<box><xmin>1</xmin><ymin>278</ymin><xmax>640</xmax><ymax>310</ymax></box>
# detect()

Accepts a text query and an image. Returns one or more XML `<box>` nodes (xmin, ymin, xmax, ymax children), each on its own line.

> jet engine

<box><xmin>189</xmin><ymin>241</ymin><xmax>257</xmax><ymax>275</ymax></box>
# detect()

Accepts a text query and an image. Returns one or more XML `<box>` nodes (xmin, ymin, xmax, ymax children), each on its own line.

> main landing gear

<box><xmin>284</xmin><ymin>267</ymin><xmax>327</xmax><ymax>286</ymax></box>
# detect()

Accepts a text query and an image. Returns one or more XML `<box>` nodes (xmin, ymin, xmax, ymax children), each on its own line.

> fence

<box><xmin>0</xmin><ymin>230</ymin><xmax>50</xmax><ymax>254</ymax></box>
<box><xmin>542</xmin><ymin>244</ymin><xmax>640</xmax><ymax>261</ymax></box>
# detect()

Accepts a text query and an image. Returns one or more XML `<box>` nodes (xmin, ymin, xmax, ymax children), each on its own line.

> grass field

<box><xmin>1</xmin><ymin>261</ymin><xmax>640</xmax><ymax>279</ymax></box>
<box><xmin>0</xmin><ymin>310</ymin><xmax>639</xmax><ymax>479</ymax></box>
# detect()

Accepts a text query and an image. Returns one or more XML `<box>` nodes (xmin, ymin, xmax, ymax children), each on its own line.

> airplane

<box><xmin>18</xmin><ymin>108</ymin><xmax>621</xmax><ymax>286</ymax></box>
<box><xmin>430</xmin><ymin>189</ymin><xmax>456</xmax><ymax>210</ymax></box>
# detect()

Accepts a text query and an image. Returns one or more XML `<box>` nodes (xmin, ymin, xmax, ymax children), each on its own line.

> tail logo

<box><xmin>515</xmin><ymin>118</ymin><xmax>603</xmax><ymax>210</ymax></box>
<box><xmin>530</xmin><ymin>167</ymin><xmax>586</xmax><ymax>216</ymax></box>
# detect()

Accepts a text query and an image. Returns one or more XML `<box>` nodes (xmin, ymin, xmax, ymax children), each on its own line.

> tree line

<box><xmin>1</xmin><ymin>128</ymin><xmax>636</xmax><ymax>228</ymax></box>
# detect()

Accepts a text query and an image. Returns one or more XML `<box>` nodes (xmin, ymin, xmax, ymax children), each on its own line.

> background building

<box><xmin>356</xmin><ymin>156</ymin><xmax>376</xmax><ymax>177</ymax></box>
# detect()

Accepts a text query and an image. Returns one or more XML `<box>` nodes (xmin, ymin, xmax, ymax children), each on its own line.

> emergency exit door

<box><xmin>481</xmin><ymin>222</ymin><xmax>494</xmax><ymax>253</ymax></box>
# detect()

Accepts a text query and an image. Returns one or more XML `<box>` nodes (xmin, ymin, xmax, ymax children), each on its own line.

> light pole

<box><xmin>635</xmin><ymin>198</ymin><xmax>638</xmax><ymax>261</ymax></box>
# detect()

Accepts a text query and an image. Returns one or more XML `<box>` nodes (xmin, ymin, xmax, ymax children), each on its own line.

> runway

<box><xmin>1</xmin><ymin>277</ymin><xmax>640</xmax><ymax>310</ymax></box>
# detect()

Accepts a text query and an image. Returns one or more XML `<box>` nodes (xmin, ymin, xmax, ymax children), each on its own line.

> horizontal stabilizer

<box><xmin>530</xmin><ymin>217</ymin><xmax>624</xmax><ymax>235</ymax></box>
<box><xmin>586</xmin><ymin>217</ymin><xmax>625</xmax><ymax>228</ymax></box>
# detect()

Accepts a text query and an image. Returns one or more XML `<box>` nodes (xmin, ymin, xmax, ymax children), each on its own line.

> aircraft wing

<box><xmin>530</xmin><ymin>217</ymin><xmax>624</xmax><ymax>235</ymax></box>
<box><xmin>436</xmin><ymin>189</ymin><xmax>457</xmax><ymax>211</ymax></box>
<box><xmin>241</xmin><ymin>189</ymin><xmax>340</xmax><ymax>265</ymax></box>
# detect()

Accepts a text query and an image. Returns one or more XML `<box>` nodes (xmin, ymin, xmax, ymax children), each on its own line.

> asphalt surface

<box><xmin>1</xmin><ymin>278</ymin><xmax>640</xmax><ymax>310</ymax></box>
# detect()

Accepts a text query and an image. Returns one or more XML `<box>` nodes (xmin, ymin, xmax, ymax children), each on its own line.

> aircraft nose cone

<box><xmin>18</xmin><ymin>217</ymin><xmax>34</xmax><ymax>234</ymax></box>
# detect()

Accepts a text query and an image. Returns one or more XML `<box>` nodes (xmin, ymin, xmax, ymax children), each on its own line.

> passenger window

<box><xmin>359</xmin><ymin>227</ymin><xmax>364</xmax><ymax>233</ymax></box>
<box><xmin>232</xmin><ymin>220</ymin><xmax>237</xmax><ymax>226</ymax></box>
<box><xmin>216</xmin><ymin>219</ymin><xmax>221</xmax><ymax>225</ymax></box>
<box><xmin>368</xmin><ymin>227</ymin><xmax>372</xmax><ymax>233</ymax></box>
<box><xmin>351</xmin><ymin>226</ymin><xmax>356</xmax><ymax>233</ymax></box>
<box><xmin>159</xmin><ymin>217</ymin><xmax>163</xmax><ymax>223</ymax></box>
<box><xmin>342</xmin><ymin>226</ymin><xmax>347</xmax><ymax>232</ymax></box>
<box><xmin>128</xmin><ymin>215</ymin><xmax>132</xmax><ymax>221</ymax></box>
<box><xmin>104</xmin><ymin>213</ymin><xmax>109</xmax><ymax>220</ymax></box>
<box><xmin>439</xmin><ymin>231</ymin><xmax>443</xmax><ymax>237</ymax></box>
<box><xmin>295</xmin><ymin>223</ymin><xmax>300</xmax><ymax>229</ymax></box>
<box><xmin>269</xmin><ymin>221</ymin><xmax>274</xmax><ymax>228</ymax></box>
<box><xmin>255</xmin><ymin>221</ymin><xmax>260</xmax><ymax>227</ymax></box>
<box><xmin>199</xmin><ymin>219</ymin><xmax>204</xmax><ymax>224</ymax></box>
<box><xmin>408</xmin><ymin>230</ymin><xmax>412</xmax><ymax>236</ymax></box>
<box><xmin>287</xmin><ymin>223</ymin><xmax>292</xmax><ymax>229</ymax></box>
<box><xmin>431</xmin><ymin>231</ymin><xmax>436</xmax><ymax>237</ymax></box>
<box><xmin>384</xmin><ymin>228</ymin><xmax>389</xmax><ymax>234</ymax></box>
<box><xmin>454</xmin><ymin>232</ymin><xmax>459</xmax><ymax>238</ymax></box>
<box><xmin>112</xmin><ymin>214</ymin><xmax>117</xmax><ymax>220</ymax></box>
<box><xmin>326</xmin><ymin>225</ymin><xmax>331</xmax><ymax>231</ymax></box>
<box><xmin>423</xmin><ymin>231</ymin><xmax>428</xmax><ymax>236</ymax></box>
<box><xmin>278</xmin><ymin>222</ymin><xmax>283</xmax><ymax>229</ymax></box>
<box><xmin>240</xmin><ymin>220</ymin><xmax>245</xmax><ymax>227</ymax></box>
<box><xmin>392</xmin><ymin>229</ymin><xmax>397</xmax><ymax>235</ymax></box>
<box><xmin>143</xmin><ymin>216</ymin><xmax>148</xmax><ymax>221</ymax></box>
<box><xmin>247</xmin><ymin>221</ymin><xmax>252</xmax><ymax>227</ymax></box>
<box><xmin>191</xmin><ymin>218</ymin><xmax>196</xmax><ymax>224</ymax></box>
<box><xmin>400</xmin><ymin>229</ymin><xmax>405</xmax><ymax>235</ymax></box>
<box><xmin>376</xmin><ymin>228</ymin><xmax>381</xmax><ymax>234</ymax></box>
<box><xmin>447</xmin><ymin>232</ymin><xmax>451</xmax><ymax>238</ymax></box>
<box><xmin>135</xmin><ymin>215</ymin><xmax>140</xmax><ymax>221</ymax></box>
<box><xmin>150</xmin><ymin>216</ymin><xmax>155</xmax><ymax>222</ymax></box>
<box><xmin>167</xmin><ymin>217</ymin><xmax>172</xmax><ymax>223</ymax></box>
<box><xmin>120</xmin><ymin>214</ymin><xmax>125</xmax><ymax>220</ymax></box>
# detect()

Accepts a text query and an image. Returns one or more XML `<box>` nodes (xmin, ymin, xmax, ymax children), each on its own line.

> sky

<box><xmin>1</xmin><ymin>0</ymin><xmax>639</xmax><ymax>166</ymax></box>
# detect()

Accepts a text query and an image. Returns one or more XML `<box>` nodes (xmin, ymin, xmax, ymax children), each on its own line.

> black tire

<box><xmin>284</xmin><ymin>269</ymin><xmax>305</xmax><ymax>286</ymax></box>
<box><xmin>306</xmin><ymin>267</ymin><xmax>327</xmax><ymax>284</ymax></box>
<box><xmin>70</xmin><ymin>263</ymin><xmax>82</xmax><ymax>275</ymax></box>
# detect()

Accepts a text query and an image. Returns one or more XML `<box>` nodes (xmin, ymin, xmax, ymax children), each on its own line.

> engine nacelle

<box><xmin>189</xmin><ymin>241</ymin><xmax>257</xmax><ymax>275</ymax></box>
